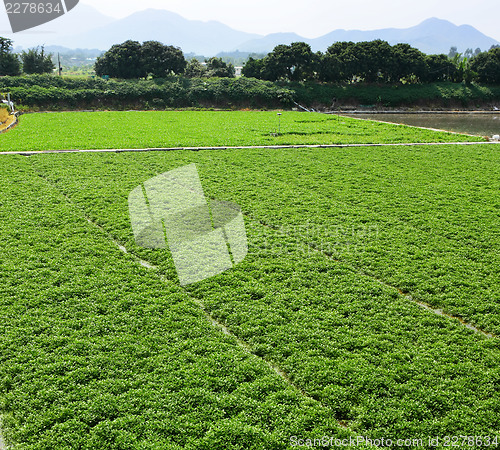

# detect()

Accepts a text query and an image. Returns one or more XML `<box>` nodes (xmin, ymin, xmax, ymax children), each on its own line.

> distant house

<box><xmin>235</xmin><ymin>66</ymin><xmax>243</xmax><ymax>77</ymax></box>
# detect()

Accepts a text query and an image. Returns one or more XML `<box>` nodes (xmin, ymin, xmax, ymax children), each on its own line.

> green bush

<box><xmin>0</xmin><ymin>75</ymin><xmax>295</xmax><ymax>109</ymax></box>
<box><xmin>1</xmin><ymin>75</ymin><xmax>500</xmax><ymax>110</ymax></box>
<box><xmin>291</xmin><ymin>81</ymin><xmax>500</xmax><ymax>108</ymax></box>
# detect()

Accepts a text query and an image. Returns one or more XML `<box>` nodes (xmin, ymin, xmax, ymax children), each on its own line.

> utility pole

<box><xmin>58</xmin><ymin>53</ymin><xmax>62</xmax><ymax>76</ymax></box>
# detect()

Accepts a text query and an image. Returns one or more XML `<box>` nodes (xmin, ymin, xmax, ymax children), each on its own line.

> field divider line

<box><xmin>27</xmin><ymin>163</ymin><xmax>358</xmax><ymax>434</ymax></box>
<box><xmin>0</xmin><ymin>417</ymin><xmax>5</xmax><ymax>450</ymax></box>
<box><xmin>1</xmin><ymin>140</ymin><xmax>499</xmax><ymax>156</ymax></box>
<box><xmin>242</xmin><ymin>214</ymin><xmax>497</xmax><ymax>340</ymax></box>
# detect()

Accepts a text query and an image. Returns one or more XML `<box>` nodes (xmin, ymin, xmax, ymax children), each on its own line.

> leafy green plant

<box><xmin>0</xmin><ymin>110</ymin><xmax>482</xmax><ymax>152</ymax></box>
<box><xmin>1</xmin><ymin>139</ymin><xmax>497</xmax><ymax>448</ymax></box>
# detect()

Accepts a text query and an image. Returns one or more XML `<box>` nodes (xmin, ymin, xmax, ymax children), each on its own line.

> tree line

<box><xmin>0</xmin><ymin>37</ymin><xmax>54</xmax><ymax>76</ymax></box>
<box><xmin>94</xmin><ymin>40</ymin><xmax>235</xmax><ymax>79</ymax></box>
<box><xmin>1</xmin><ymin>36</ymin><xmax>500</xmax><ymax>85</ymax></box>
<box><xmin>243</xmin><ymin>41</ymin><xmax>500</xmax><ymax>84</ymax></box>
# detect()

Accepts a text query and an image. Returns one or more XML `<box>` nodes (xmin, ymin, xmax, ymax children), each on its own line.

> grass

<box><xmin>0</xmin><ymin>113</ymin><xmax>498</xmax><ymax>448</ymax></box>
<box><xmin>0</xmin><ymin>110</ymin><xmax>484</xmax><ymax>152</ymax></box>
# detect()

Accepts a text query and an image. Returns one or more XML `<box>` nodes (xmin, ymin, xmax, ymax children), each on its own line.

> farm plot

<box><xmin>0</xmin><ymin>110</ymin><xmax>484</xmax><ymax>152</ymax></box>
<box><xmin>1</xmin><ymin>140</ymin><xmax>499</xmax><ymax>448</ymax></box>
<box><xmin>0</xmin><ymin>156</ymin><xmax>362</xmax><ymax>450</ymax></box>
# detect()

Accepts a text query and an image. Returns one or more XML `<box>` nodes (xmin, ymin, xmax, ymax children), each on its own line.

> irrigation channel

<box><xmin>337</xmin><ymin>111</ymin><xmax>500</xmax><ymax>138</ymax></box>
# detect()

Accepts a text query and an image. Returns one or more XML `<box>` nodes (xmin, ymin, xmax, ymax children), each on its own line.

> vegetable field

<box><xmin>0</xmin><ymin>110</ymin><xmax>484</xmax><ymax>153</ymax></box>
<box><xmin>0</xmin><ymin>112</ymin><xmax>499</xmax><ymax>449</ymax></box>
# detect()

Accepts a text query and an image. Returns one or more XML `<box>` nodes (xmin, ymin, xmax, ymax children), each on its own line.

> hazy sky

<box><xmin>81</xmin><ymin>0</ymin><xmax>500</xmax><ymax>41</ymax></box>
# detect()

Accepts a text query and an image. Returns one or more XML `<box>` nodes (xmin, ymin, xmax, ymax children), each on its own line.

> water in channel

<box><xmin>339</xmin><ymin>112</ymin><xmax>500</xmax><ymax>137</ymax></box>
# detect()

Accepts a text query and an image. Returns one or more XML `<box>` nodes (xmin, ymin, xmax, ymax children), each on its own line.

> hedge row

<box><xmin>291</xmin><ymin>82</ymin><xmax>500</xmax><ymax>108</ymax></box>
<box><xmin>1</xmin><ymin>75</ymin><xmax>500</xmax><ymax>110</ymax></box>
<box><xmin>0</xmin><ymin>75</ymin><xmax>294</xmax><ymax>109</ymax></box>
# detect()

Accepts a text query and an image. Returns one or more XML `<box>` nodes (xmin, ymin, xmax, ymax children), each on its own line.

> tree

<box><xmin>424</xmin><ymin>54</ymin><xmax>456</xmax><ymax>82</ymax></box>
<box><xmin>260</xmin><ymin>45</ymin><xmax>291</xmax><ymax>81</ymax></box>
<box><xmin>205</xmin><ymin>57</ymin><xmax>235</xmax><ymax>78</ymax></box>
<box><xmin>255</xmin><ymin>42</ymin><xmax>316</xmax><ymax>81</ymax></box>
<box><xmin>0</xmin><ymin>37</ymin><xmax>21</xmax><ymax>76</ymax></box>
<box><xmin>317</xmin><ymin>52</ymin><xmax>342</xmax><ymax>82</ymax></box>
<box><xmin>470</xmin><ymin>47</ymin><xmax>500</xmax><ymax>84</ymax></box>
<box><xmin>464</xmin><ymin>48</ymin><xmax>474</xmax><ymax>59</ymax></box>
<box><xmin>346</xmin><ymin>40</ymin><xmax>394</xmax><ymax>82</ymax></box>
<box><xmin>242</xmin><ymin>57</ymin><xmax>264</xmax><ymax>79</ymax></box>
<box><xmin>184</xmin><ymin>59</ymin><xmax>207</xmax><ymax>78</ymax></box>
<box><xmin>391</xmin><ymin>43</ymin><xmax>428</xmax><ymax>82</ymax></box>
<box><xmin>95</xmin><ymin>40</ymin><xmax>186</xmax><ymax>79</ymax></box>
<box><xmin>95</xmin><ymin>40</ymin><xmax>146</xmax><ymax>79</ymax></box>
<box><xmin>326</xmin><ymin>41</ymin><xmax>357</xmax><ymax>82</ymax></box>
<box><xmin>141</xmin><ymin>41</ymin><xmax>186</xmax><ymax>78</ymax></box>
<box><xmin>287</xmin><ymin>42</ymin><xmax>316</xmax><ymax>81</ymax></box>
<box><xmin>21</xmin><ymin>46</ymin><xmax>55</xmax><ymax>74</ymax></box>
<box><xmin>448</xmin><ymin>46</ymin><xmax>459</xmax><ymax>59</ymax></box>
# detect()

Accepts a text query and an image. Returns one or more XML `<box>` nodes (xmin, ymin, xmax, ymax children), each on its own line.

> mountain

<box><xmin>235</xmin><ymin>18</ymin><xmax>500</xmax><ymax>55</ymax></box>
<box><xmin>236</xmin><ymin>32</ymin><xmax>305</xmax><ymax>53</ymax></box>
<box><xmin>2</xmin><ymin>8</ymin><xmax>499</xmax><ymax>57</ymax></box>
<box><xmin>51</xmin><ymin>9</ymin><xmax>262</xmax><ymax>55</ymax></box>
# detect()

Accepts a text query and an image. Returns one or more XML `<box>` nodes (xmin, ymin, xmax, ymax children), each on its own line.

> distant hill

<box><xmin>51</xmin><ymin>9</ymin><xmax>262</xmax><ymax>55</ymax></box>
<box><xmin>236</xmin><ymin>18</ymin><xmax>500</xmax><ymax>55</ymax></box>
<box><xmin>3</xmin><ymin>8</ymin><xmax>499</xmax><ymax>57</ymax></box>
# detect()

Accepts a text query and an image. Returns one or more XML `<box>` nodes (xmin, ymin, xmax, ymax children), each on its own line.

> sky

<box><xmin>81</xmin><ymin>0</ymin><xmax>500</xmax><ymax>41</ymax></box>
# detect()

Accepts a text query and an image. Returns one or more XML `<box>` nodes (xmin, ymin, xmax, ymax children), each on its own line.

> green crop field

<box><xmin>0</xmin><ymin>112</ymin><xmax>499</xmax><ymax>449</ymax></box>
<box><xmin>0</xmin><ymin>110</ymin><xmax>484</xmax><ymax>152</ymax></box>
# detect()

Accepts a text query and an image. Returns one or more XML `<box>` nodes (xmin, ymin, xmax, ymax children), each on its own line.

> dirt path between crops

<box><xmin>0</xmin><ymin>140</ymin><xmax>499</xmax><ymax>157</ymax></box>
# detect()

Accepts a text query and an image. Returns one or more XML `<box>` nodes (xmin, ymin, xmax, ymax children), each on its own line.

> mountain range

<box><xmin>1</xmin><ymin>6</ymin><xmax>499</xmax><ymax>56</ymax></box>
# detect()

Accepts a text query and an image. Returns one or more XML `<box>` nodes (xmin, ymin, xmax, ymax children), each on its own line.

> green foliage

<box><xmin>291</xmin><ymin>81</ymin><xmax>500</xmax><ymax>108</ymax></box>
<box><xmin>0</xmin><ymin>75</ymin><xmax>294</xmax><ymax>109</ymax></box>
<box><xmin>252</xmin><ymin>42</ymin><xmax>317</xmax><ymax>82</ymax></box>
<box><xmin>0</xmin><ymin>37</ymin><xmax>21</xmax><ymax>76</ymax></box>
<box><xmin>391</xmin><ymin>43</ymin><xmax>428</xmax><ymax>82</ymax></box>
<box><xmin>0</xmin><ymin>110</ymin><xmax>482</xmax><ymax>152</ymax></box>
<box><xmin>470</xmin><ymin>47</ymin><xmax>500</xmax><ymax>84</ymax></box>
<box><xmin>246</xmin><ymin>40</ymin><xmax>433</xmax><ymax>83</ymax></box>
<box><xmin>1</xmin><ymin>139</ymin><xmax>499</xmax><ymax>447</ymax></box>
<box><xmin>94</xmin><ymin>40</ymin><xmax>146</xmax><ymax>79</ymax></box>
<box><xmin>241</xmin><ymin>57</ymin><xmax>265</xmax><ymax>79</ymax></box>
<box><xmin>424</xmin><ymin>54</ymin><xmax>457</xmax><ymax>82</ymax></box>
<box><xmin>141</xmin><ymin>40</ymin><xmax>186</xmax><ymax>78</ymax></box>
<box><xmin>0</xmin><ymin>74</ymin><xmax>499</xmax><ymax>111</ymax></box>
<box><xmin>184</xmin><ymin>59</ymin><xmax>207</xmax><ymax>78</ymax></box>
<box><xmin>205</xmin><ymin>57</ymin><xmax>235</xmax><ymax>78</ymax></box>
<box><xmin>21</xmin><ymin>46</ymin><xmax>55</xmax><ymax>75</ymax></box>
<box><xmin>243</xmin><ymin>40</ymin><xmax>500</xmax><ymax>85</ymax></box>
<box><xmin>94</xmin><ymin>40</ymin><xmax>186</xmax><ymax>79</ymax></box>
